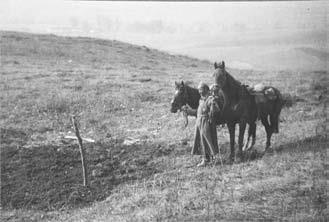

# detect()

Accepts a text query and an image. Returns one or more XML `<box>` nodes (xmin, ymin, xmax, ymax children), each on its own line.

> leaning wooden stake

<box><xmin>71</xmin><ymin>115</ymin><xmax>88</xmax><ymax>187</ymax></box>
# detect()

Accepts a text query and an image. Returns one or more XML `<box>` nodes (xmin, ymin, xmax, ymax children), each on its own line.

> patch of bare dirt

<box><xmin>1</xmin><ymin>137</ymin><xmax>175</xmax><ymax>211</ymax></box>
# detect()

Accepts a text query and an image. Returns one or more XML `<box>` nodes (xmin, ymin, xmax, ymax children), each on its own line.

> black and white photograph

<box><xmin>1</xmin><ymin>0</ymin><xmax>328</xmax><ymax>221</ymax></box>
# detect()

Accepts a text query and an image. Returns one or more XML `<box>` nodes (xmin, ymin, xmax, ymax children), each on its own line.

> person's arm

<box><xmin>211</xmin><ymin>98</ymin><xmax>221</xmax><ymax>113</ymax></box>
<box><xmin>209</xmin><ymin>97</ymin><xmax>221</xmax><ymax>124</ymax></box>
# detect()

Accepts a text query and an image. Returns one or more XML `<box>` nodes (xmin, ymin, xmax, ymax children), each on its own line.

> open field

<box><xmin>1</xmin><ymin>31</ymin><xmax>328</xmax><ymax>221</ymax></box>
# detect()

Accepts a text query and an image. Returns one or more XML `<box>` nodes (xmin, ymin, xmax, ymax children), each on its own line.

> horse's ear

<box><xmin>221</xmin><ymin>61</ymin><xmax>225</xmax><ymax>69</ymax></box>
<box><xmin>175</xmin><ymin>81</ymin><xmax>178</xmax><ymax>87</ymax></box>
<box><xmin>181</xmin><ymin>81</ymin><xmax>184</xmax><ymax>86</ymax></box>
<box><xmin>214</xmin><ymin>62</ymin><xmax>218</xmax><ymax>69</ymax></box>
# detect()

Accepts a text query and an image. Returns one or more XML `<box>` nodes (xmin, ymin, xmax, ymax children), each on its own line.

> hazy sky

<box><xmin>1</xmin><ymin>0</ymin><xmax>327</xmax><ymax>69</ymax></box>
<box><xmin>1</xmin><ymin>1</ymin><xmax>326</xmax><ymax>36</ymax></box>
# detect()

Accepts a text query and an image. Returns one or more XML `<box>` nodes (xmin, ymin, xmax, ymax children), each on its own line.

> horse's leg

<box><xmin>227</xmin><ymin>122</ymin><xmax>235</xmax><ymax>162</ymax></box>
<box><xmin>269</xmin><ymin>113</ymin><xmax>278</xmax><ymax>134</ymax></box>
<box><xmin>270</xmin><ymin>103</ymin><xmax>283</xmax><ymax>134</ymax></box>
<box><xmin>247</xmin><ymin>122</ymin><xmax>256</xmax><ymax>150</ymax></box>
<box><xmin>238</xmin><ymin>120</ymin><xmax>246</xmax><ymax>161</ymax></box>
<box><xmin>243</xmin><ymin>124</ymin><xmax>251</xmax><ymax>151</ymax></box>
<box><xmin>247</xmin><ymin>101</ymin><xmax>258</xmax><ymax>151</ymax></box>
<box><xmin>261</xmin><ymin>115</ymin><xmax>273</xmax><ymax>151</ymax></box>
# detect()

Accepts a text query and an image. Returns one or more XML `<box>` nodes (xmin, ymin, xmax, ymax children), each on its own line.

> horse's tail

<box><xmin>273</xmin><ymin>91</ymin><xmax>283</xmax><ymax>133</ymax></box>
<box><xmin>272</xmin><ymin>90</ymin><xmax>295</xmax><ymax>133</ymax></box>
<box><xmin>281</xmin><ymin>93</ymin><xmax>294</xmax><ymax>108</ymax></box>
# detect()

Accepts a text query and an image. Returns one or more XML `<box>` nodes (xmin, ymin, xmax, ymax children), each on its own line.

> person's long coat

<box><xmin>191</xmin><ymin>96</ymin><xmax>219</xmax><ymax>157</ymax></box>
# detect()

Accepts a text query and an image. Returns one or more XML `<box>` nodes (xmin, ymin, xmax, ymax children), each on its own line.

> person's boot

<box><xmin>209</xmin><ymin>155</ymin><xmax>216</xmax><ymax>165</ymax></box>
<box><xmin>197</xmin><ymin>158</ymin><xmax>207</xmax><ymax>167</ymax></box>
<box><xmin>235</xmin><ymin>150</ymin><xmax>244</xmax><ymax>163</ymax></box>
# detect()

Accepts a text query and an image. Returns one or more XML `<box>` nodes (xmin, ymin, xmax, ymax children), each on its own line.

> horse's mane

<box><xmin>222</xmin><ymin>70</ymin><xmax>243</xmax><ymax>103</ymax></box>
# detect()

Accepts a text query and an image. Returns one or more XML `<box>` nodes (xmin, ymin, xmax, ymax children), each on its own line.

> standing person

<box><xmin>186</xmin><ymin>82</ymin><xmax>220</xmax><ymax>167</ymax></box>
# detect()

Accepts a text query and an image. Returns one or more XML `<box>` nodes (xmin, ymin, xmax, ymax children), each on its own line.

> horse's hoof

<box><xmin>235</xmin><ymin>153</ymin><xmax>244</xmax><ymax>163</ymax></box>
<box><xmin>242</xmin><ymin>143</ymin><xmax>248</xmax><ymax>151</ymax></box>
<box><xmin>197</xmin><ymin>159</ymin><xmax>208</xmax><ymax>167</ymax></box>
<box><xmin>247</xmin><ymin>142</ymin><xmax>254</xmax><ymax>151</ymax></box>
<box><xmin>234</xmin><ymin>156</ymin><xmax>243</xmax><ymax>163</ymax></box>
<box><xmin>247</xmin><ymin>149</ymin><xmax>259</xmax><ymax>160</ymax></box>
<box><xmin>265</xmin><ymin>147</ymin><xmax>274</xmax><ymax>154</ymax></box>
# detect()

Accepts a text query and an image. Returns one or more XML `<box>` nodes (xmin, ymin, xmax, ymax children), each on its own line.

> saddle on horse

<box><xmin>247</xmin><ymin>83</ymin><xmax>278</xmax><ymax>104</ymax></box>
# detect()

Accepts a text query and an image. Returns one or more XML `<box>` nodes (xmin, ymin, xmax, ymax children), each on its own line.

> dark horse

<box><xmin>213</xmin><ymin>61</ymin><xmax>258</xmax><ymax>162</ymax></box>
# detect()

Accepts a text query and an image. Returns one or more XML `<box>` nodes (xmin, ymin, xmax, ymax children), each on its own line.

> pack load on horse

<box><xmin>247</xmin><ymin>83</ymin><xmax>279</xmax><ymax>104</ymax></box>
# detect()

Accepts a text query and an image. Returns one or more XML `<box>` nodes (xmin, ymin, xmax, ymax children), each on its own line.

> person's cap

<box><xmin>210</xmin><ymin>83</ymin><xmax>219</xmax><ymax>91</ymax></box>
<box><xmin>198</xmin><ymin>82</ymin><xmax>209</xmax><ymax>90</ymax></box>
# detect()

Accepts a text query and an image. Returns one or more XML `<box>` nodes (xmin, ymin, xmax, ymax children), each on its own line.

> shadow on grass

<box><xmin>214</xmin><ymin>135</ymin><xmax>328</xmax><ymax>166</ymax></box>
<box><xmin>245</xmin><ymin>135</ymin><xmax>328</xmax><ymax>162</ymax></box>
<box><xmin>0</xmin><ymin>137</ymin><xmax>176</xmax><ymax>212</ymax></box>
<box><xmin>273</xmin><ymin>135</ymin><xmax>328</xmax><ymax>154</ymax></box>
<box><xmin>2</xmin><ymin>128</ymin><xmax>326</xmax><ymax>212</ymax></box>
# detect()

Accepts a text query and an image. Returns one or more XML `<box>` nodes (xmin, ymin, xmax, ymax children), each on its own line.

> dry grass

<box><xmin>1</xmin><ymin>31</ymin><xmax>328</xmax><ymax>221</ymax></box>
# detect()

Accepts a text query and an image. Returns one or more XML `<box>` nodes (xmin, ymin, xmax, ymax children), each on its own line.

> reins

<box><xmin>180</xmin><ymin>86</ymin><xmax>190</xmax><ymax>127</ymax></box>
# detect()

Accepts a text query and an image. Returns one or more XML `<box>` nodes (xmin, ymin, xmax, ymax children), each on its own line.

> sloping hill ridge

<box><xmin>1</xmin><ymin>31</ymin><xmax>328</xmax><ymax>221</ymax></box>
<box><xmin>1</xmin><ymin>31</ymin><xmax>210</xmax><ymax>72</ymax></box>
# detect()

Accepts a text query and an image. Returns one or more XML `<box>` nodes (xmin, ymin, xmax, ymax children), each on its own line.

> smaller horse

<box><xmin>170</xmin><ymin>81</ymin><xmax>200</xmax><ymax>114</ymax></box>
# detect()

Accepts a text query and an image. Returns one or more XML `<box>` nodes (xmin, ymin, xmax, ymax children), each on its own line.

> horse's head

<box><xmin>170</xmin><ymin>81</ymin><xmax>188</xmax><ymax>113</ymax></box>
<box><xmin>213</xmin><ymin>61</ymin><xmax>227</xmax><ymax>88</ymax></box>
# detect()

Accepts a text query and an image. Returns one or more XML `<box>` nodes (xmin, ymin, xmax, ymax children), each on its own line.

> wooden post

<box><xmin>71</xmin><ymin>115</ymin><xmax>88</xmax><ymax>187</ymax></box>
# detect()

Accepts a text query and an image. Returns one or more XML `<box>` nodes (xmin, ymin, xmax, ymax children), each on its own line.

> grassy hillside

<box><xmin>1</xmin><ymin>31</ymin><xmax>328</xmax><ymax>221</ymax></box>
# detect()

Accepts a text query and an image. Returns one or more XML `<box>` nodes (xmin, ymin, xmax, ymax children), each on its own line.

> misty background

<box><xmin>0</xmin><ymin>0</ymin><xmax>328</xmax><ymax>70</ymax></box>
